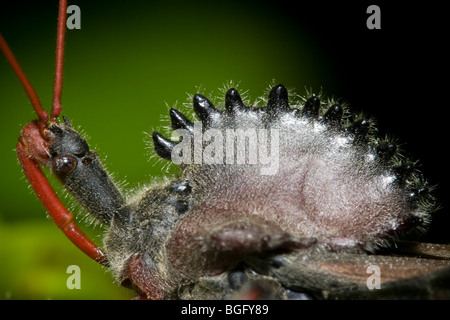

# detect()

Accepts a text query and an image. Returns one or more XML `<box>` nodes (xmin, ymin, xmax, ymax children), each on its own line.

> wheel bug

<box><xmin>1</xmin><ymin>0</ymin><xmax>448</xmax><ymax>300</ymax></box>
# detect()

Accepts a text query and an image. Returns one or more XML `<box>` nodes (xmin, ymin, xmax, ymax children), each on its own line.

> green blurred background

<box><xmin>0</xmin><ymin>1</ymin><xmax>447</xmax><ymax>299</ymax></box>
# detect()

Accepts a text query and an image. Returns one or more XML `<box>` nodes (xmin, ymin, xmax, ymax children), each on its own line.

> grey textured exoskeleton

<box><xmin>46</xmin><ymin>84</ymin><xmax>450</xmax><ymax>299</ymax></box>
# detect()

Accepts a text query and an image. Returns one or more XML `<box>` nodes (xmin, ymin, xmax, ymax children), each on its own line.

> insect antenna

<box><xmin>0</xmin><ymin>33</ymin><xmax>48</xmax><ymax>128</ymax></box>
<box><xmin>0</xmin><ymin>0</ymin><xmax>67</xmax><ymax>126</ymax></box>
<box><xmin>51</xmin><ymin>0</ymin><xmax>67</xmax><ymax>122</ymax></box>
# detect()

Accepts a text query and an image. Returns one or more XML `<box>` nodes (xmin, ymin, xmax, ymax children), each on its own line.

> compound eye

<box><xmin>52</xmin><ymin>154</ymin><xmax>77</xmax><ymax>178</ymax></box>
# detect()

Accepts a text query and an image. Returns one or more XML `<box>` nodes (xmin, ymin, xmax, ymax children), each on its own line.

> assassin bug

<box><xmin>2</xmin><ymin>1</ymin><xmax>450</xmax><ymax>299</ymax></box>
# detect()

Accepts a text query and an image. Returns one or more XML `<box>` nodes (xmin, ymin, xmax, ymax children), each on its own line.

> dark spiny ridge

<box><xmin>152</xmin><ymin>131</ymin><xmax>175</xmax><ymax>160</ymax></box>
<box><xmin>154</xmin><ymin>84</ymin><xmax>395</xmax><ymax>164</ymax></box>
<box><xmin>393</xmin><ymin>161</ymin><xmax>416</xmax><ymax>185</ymax></box>
<box><xmin>405</xmin><ymin>177</ymin><xmax>437</xmax><ymax>219</ymax></box>
<box><xmin>63</xmin><ymin>116</ymin><xmax>72</xmax><ymax>127</ymax></box>
<box><xmin>152</xmin><ymin>84</ymin><xmax>434</xmax><ymax>214</ymax></box>
<box><xmin>193</xmin><ymin>94</ymin><xmax>221</xmax><ymax>123</ymax></box>
<box><xmin>322</xmin><ymin>103</ymin><xmax>343</xmax><ymax>126</ymax></box>
<box><xmin>225</xmin><ymin>88</ymin><xmax>246</xmax><ymax>113</ymax></box>
<box><xmin>154</xmin><ymin>84</ymin><xmax>397</xmax><ymax>163</ymax></box>
<box><xmin>267</xmin><ymin>84</ymin><xmax>290</xmax><ymax>113</ymax></box>
<box><xmin>347</xmin><ymin>119</ymin><xmax>370</xmax><ymax>138</ymax></box>
<box><xmin>302</xmin><ymin>96</ymin><xmax>320</xmax><ymax>118</ymax></box>
<box><xmin>409</xmin><ymin>216</ymin><xmax>424</xmax><ymax>227</ymax></box>
<box><xmin>409</xmin><ymin>184</ymin><xmax>429</xmax><ymax>202</ymax></box>
<box><xmin>170</xmin><ymin>108</ymin><xmax>194</xmax><ymax>133</ymax></box>
<box><xmin>376</xmin><ymin>142</ymin><xmax>397</xmax><ymax>160</ymax></box>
